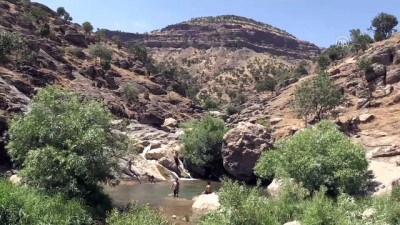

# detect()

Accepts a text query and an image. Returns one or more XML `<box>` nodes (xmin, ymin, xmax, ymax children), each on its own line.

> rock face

<box><xmin>107</xmin><ymin>15</ymin><xmax>320</xmax><ymax>60</ymax></box>
<box><xmin>222</xmin><ymin>122</ymin><xmax>273</xmax><ymax>182</ymax></box>
<box><xmin>192</xmin><ymin>193</ymin><xmax>220</xmax><ymax>211</ymax></box>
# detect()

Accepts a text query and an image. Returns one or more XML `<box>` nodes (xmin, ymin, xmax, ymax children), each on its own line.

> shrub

<box><xmin>202</xmin><ymin>97</ymin><xmax>219</xmax><ymax>110</ymax></box>
<box><xmin>256</xmin><ymin>118</ymin><xmax>271</xmax><ymax>131</ymax></box>
<box><xmin>226</xmin><ymin>104</ymin><xmax>239</xmax><ymax>115</ymax></box>
<box><xmin>30</xmin><ymin>6</ymin><xmax>48</xmax><ymax>22</ymax></box>
<box><xmin>255</xmin><ymin>75</ymin><xmax>277</xmax><ymax>93</ymax></box>
<box><xmin>106</xmin><ymin>202</ymin><xmax>170</xmax><ymax>225</ymax></box>
<box><xmin>294</xmin><ymin>61</ymin><xmax>309</xmax><ymax>76</ymax></box>
<box><xmin>0</xmin><ymin>30</ymin><xmax>25</xmax><ymax>60</ymax></box>
<box><xmin>317</xmin><ymin>54</ymin><xmax>331</xmax><ymax>71</ymax></box>
<box><xmin>39</xmin><ymin>23</ymin><xmax>50</xmax><ymax>37</ymax></box>
<box><xmin>255</xmin><ymin>120</ymin><xmax>368</xmax><ymax>195</ymax></box>
<box><xmin>0</xmin><ymin>179</ymin><xmax>92</xmax><ymax>225</ymax></box>
<box><xmin>122</xmin><ymin>83</ymin><xmax>139</xmax><ymax>102</ymax></box>
<box><xmin>82</xmin><ymin>21</ymin><xmax>93</xmax><ymax>34</ymax></box>
<box><xmin>325</xmin><ymin>45</ymin><xmax>350</xmax><ymax>61</ymax></box>
<box><xmin>181</xmin><ymin>115</ymin><xmax>227</xmax><ymax>175</ymax></box>
<box><xmin>293</xmin><ymin>73</ymin><xmax>343</xmax><ymax>124</ymax></box>
<box><xmin>371</xmin><ymin>12</ymin><xmax>398</xmax><ymax>40</ymax></box>
<box><xmin>358</xmin><ymin>58</ymin><xmax>373</xmax><ymax>72</ymax></box>
<box><xmin>101</xmin><ymin>59</ymin><xmax>111</xmax><ymax>71</ymax></box>
<box><xmin>111</xmin><ymin>35</ymin><xmax>122</xmax><ymax>49</ymax></box>
<box><xmin>89</xmin><ymin>43</ymin><xmax>113</xmax><ymax>64</ymax></box>
<box><xmin>7</xmin><ymin>87</ymin><xmax>118</xmax><ymax>200</ymax></box>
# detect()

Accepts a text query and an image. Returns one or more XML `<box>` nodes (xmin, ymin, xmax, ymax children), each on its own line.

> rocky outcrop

<box><xmin>192</xmin><ymin>193</ymin><xmax>220</xmax><ymax>211</ymax></box>
<box><xmin>222</xmin><ymin>122</ymin><xmax>273</xmax><ymax>182</ymax></box>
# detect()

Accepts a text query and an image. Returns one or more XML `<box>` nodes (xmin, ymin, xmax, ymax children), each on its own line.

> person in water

<box><xmin>171</xmin><ymin>178</ymin><xmax>180</xmax><ymax>197</ymax></box>
<box><xmin>127</xmin><ymin>159</ymin><xmax>141</xmax><ymax>183</ymax></box>
<box><xmin>202</xmin><ymin>181</ymin><xmax>212</xmax><ymax>194</ymax></box>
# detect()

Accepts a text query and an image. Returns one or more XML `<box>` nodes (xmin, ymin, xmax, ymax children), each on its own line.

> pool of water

<box><xmin>105</xmin><ymin>180</ymin><xmax>221</xmax><ymax>223</ymax></box>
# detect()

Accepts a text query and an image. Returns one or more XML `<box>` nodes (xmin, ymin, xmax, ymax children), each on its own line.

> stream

<box><xmin>105</xmin><ymin>180</ymin><xmax>222</xmax><ymax>223</ymax></box>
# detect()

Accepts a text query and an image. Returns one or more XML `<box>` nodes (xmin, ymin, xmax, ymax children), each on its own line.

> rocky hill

<box><xmin>0</xmin><ymin>0</ymin><xmax>203</xmax><ymax>172</ymax></box>
<box><xmin>107</xmin><ymin>15</ymin><xmax>321</xmax><ymax>105</ymax></box>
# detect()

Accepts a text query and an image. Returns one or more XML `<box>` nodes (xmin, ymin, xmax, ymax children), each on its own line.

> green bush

<box><xmin>317</xmin><ymin>54</ymin><xmax>331</xmax><ymax>71</ymax></box>
<box><xmin>202</xmin><ymin>97</ymin><xmax>219</xmax><ymax>110</ymax></box>
<box><xmin>226</xmin><ymin>104</ymin><xmax>239</xmax><ymax>115</ymax></box>
<box><xmin>181</xmin><ymin>115</ymin><xmax>227</xmax><ymax>175</ymax></box>
<box><xmin>30</xmin><ymin>6</ymin><xmax>49</xmax><ymax>22</ymax></box>
<box><xmin>39</xmin><ymin>23</ymin><xmax>50</xmax><ymax>37</ymax></box>
<box><xmin>358</xmin><ymin>58</ymin><xmax>373</xmax><ymax>72</ymax></box>
<box><xmin>122</xmin><ymin>83</ymin><xmax>139</xmax><ymax>102</ymax></box>
<box><xmin>0</xmin><ymin>30</ymin><xmax>25</xmax><ymax>60</ymax></box>
<box><xmin>294</xmin><ymin>61</ymin><xmax>309</xmax><ymax>76</ymax></box>
<box><xmin>106</xmin><ymin>202</ymin><xmax>170</xmax><ymax>225</ymax></box>
<box><xmin>255</xmin><ymin>120</ymin><xmax>368</xmax><ymax>195</ymax></box>
<box><xmin>7</xmin><ymin>87</ymin><xmax>117</xmax><ymax>200</ymax></box>
<box><xmin>0</xmin><ymin>179</ymin><xmax>92</xmax><ymax>225</ymax></box>
<box><xmin>255</xmin><ymin>75</ymin><xmax>277</xmax><ymax>93</ymax></box>
<box><xmin>350</xmin><ymin>29</ymin><xmax>373</xmax><ymax>53</ymax></box>
<box><xmin>89</xmin><ymin>43</ymin><xmax>113</xmax><ymax>64</ymax></box>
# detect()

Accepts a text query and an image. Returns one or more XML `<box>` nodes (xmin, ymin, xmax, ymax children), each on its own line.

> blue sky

<box><xmin>34</xmin><ymin>0</ymin><xmax>399</xmax><ymax>47</ymax></box>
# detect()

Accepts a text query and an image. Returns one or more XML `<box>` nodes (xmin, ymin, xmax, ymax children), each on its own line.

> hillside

<box><xmin>107</xmin><ymin>15</ymin><xmax>320</xmax><ymax>105</ymax></box>
<box><xmin>0</xmin><ymin>0</ymin><xmax>202</xmax><ymax>169</ymax></box>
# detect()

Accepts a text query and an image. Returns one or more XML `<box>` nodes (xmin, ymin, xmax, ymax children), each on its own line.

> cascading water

<box><xmin>140</xmin><ymin>144</ymin><xmax>151</xmax><ymax>160</ymax></box>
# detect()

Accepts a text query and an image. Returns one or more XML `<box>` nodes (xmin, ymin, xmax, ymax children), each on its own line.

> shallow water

<box><xmin>105</xmin><ymin>180</ymin><xmax>221</xmax><ymax>223</ymax></box>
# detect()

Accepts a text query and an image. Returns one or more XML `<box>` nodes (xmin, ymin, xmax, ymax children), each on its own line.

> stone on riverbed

<box><xmin>192</xmin><ymin>193</ymin><xmax>220</xmax><ymax>211</ymax></box>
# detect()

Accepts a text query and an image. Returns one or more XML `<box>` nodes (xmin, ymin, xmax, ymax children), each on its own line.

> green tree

<box><xmin>293</xmin><ymin>73</ymin><xmax>343</xmax><ymax>125</ymax></box>
<box><xmin>89</xmin><ymin>43</ymin><xmax>113</xmax><ymax>65</ymax></box>
<box><xmin>294</xmin><ymin>61</ymin><xmax>309</xmax><ymax>76</ymax></box>
<box><xmin>6</xmin><ymin>87</ymin><xmax>117</xmax><ymax>199</ymax></box>
<box><xmin>371</xmin><ymin>12</ymin><xmax>398</xmax><ymax>40</ymax></box>
<box><xmin>255</xmin><ymin>120</ymin><xmax>368</xmax><ymax>195</ymax></box>
<box><xmin>325</xmin><ymin>44</ymin><xmax>349</xmax><ymax>61</ymax></box>
<box><xmin>122</xmin><ymin>83</ymin><xmax>139</xmax><ymax>103</ymax></box>
<box><xmin>350</xmin><ymin>29</ymin><xmax>373</xmax><ymax>53</ymax></box>
<box><xmin>82</xmin><ymin>21</ymin><xmax>94</xmax><ymax>34</ymax></box>
<box><xmin>128</xmin><ymin>42</ymin><xmax>158</xmax><ymax>74</ymax></box>
<box><xmin>0</xmin><ymin>30</ymin><xmax>24</xmax><ymax>60</ymax></box>
<box><xmin>95</xmin><ymin>28</ymin><xmax>107</xmax><ymax>43</ymax></box>
<box><xmin>56</xmin><ymin>7</ymin><xmax>67</xmax><ymax>17</ymax></box>
<box><xmin>63</xmin><ymin>12</ymin><xmax>72</xmax><ymax>21</ymax></box>
<box><xmin>316</xmin><ymin>54</ymin><xmax>331</xmax><ymax>71</ymax></box>
<box><xmin>181</xmin><ymin>115</ymin><xmax>227</xmax><ymax>176</ymax></box>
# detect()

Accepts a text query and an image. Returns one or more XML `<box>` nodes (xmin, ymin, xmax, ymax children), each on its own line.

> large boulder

<box><xmin>222</xmin><ymin>122</ymin><xmax>273</xmax><ymax>182</ymax></box>
<box><xmin>138</xmin><ymin>112</ymin><xmax>165</xmax><ymax>126</ymax></box>
<box><xmin>64</xmin><ymin>28</ymin><xmax>87</xmax><ymax>47</ymax></box>
<box><xmin>365</xmin><ymin>64</ymin><xmax>386</xmax><ymax>83</ymax></box>
<box><xmin>387</xmin><ymin>68</ymin><xmax>400</xmax><ymax>85</ymax></box>
<box><xmin>192</xmin><ymin>193</ymin><xmax>220</xmax><ymax>211</ymax></box>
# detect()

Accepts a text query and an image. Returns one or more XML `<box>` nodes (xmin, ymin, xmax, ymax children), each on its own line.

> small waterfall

<box><xmin>140</xmin><ymin>145</ymin><xmax>151</xmax><ymax>160</ymax></box>
<box><xmin>177</xmin><ymin>158</ymin><xmax>197</xmax><ymax>180</ymax></box>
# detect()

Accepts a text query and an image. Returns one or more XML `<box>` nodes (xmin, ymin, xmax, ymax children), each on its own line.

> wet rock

<box><xmin>192</xmin><ymin>193</ymin><xmax>220</xmax><ymax>211</ymax></box>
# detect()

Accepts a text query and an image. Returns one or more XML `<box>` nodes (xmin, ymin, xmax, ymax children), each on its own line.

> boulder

<box><xmin>284</xmin><ymin>221</ymin><xmax>301</xmax><ymax>225</ymax></box>
<box><xmin>192</xmin><ymin>193</ymin><xmax>220</xmax><ymax>211</ymax></box>
<box><xmin>370</xmin><ymin>48</ymin><xmax>393</xmax><ymax>65</ymax></box>
<box><xmin>387</xmin><ymin>68</ymin><xmax>400</xmax><ymax>84</ymax></box>
<box><xmin>64</xmin><ymin>28</ymin><xmax>87</xmax><ymax>47</ymax></box>
<box><xmin>365</xmin><ymin>64</ymin><xmax>386</xmax><ymax>82</ymax></box>
<box><xmin>57</xmin><ymin>64</ymin><xmax>74</xmax><ymax>80</ymax></box>
<box><xmin>362</xmin><ymin>208</ymin><xmax>376</xmax><ymax>220</ymax></box>
<box><xmin>143</xmin><ymin>82</ymin><xmax>167</xmax><ymax>95</ymax></box>
<box><xmin>138</xmin><ymin>113</ymin><xmax>165</xmax><ymax>126</ymax></box>
<box><xmin>9</xmin><ymin>174</ymin><xmax>21</xmax><ymax>185</ymax></box>
<box><xmin>163</xmin><ymin>118</ymin><xmax>178</xmax><ymax>128</ymax></box>
<box><xmin>37</xmin><ymin>49</ymin><xmax>59</xmax><ymax>70</ymax></box>
<box><xmin>267</xmin><ymin>179</ymin><xmax>283</xmax><ymax>197</ymax></box>
<box><xmin>222</xmin><ymin>122</ymin><xmax>273</xmax><ymax>182</ymax></box>
<box><xmin>270</xmin><ymin>117</ymin><xmax>282</xmax><ymax>125</ymax></box>
<box><xmin>358</xmin><ymin>113</ymin><xmax>374</xmax><ymax>123</ymax></box>
<box><xmin>158</xmin><ymin>157</ymin><xmax>180</xmax><ymax>176</ymax></box>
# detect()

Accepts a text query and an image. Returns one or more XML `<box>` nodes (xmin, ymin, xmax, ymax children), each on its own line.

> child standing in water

<box><xmin>171</xmin><ymin>178</ymin><xmax>180</xmax><ymax>197</ymax></box>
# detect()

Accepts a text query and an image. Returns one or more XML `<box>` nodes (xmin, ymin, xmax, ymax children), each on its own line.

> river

<box><xmin>105</xmin><ymin>180</ymin><xmax>221</xmax><ymax>224</ymax></box>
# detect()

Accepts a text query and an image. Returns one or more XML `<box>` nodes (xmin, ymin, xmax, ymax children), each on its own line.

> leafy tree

<box><xmin>95</xmin><ymin>28</ymin><xmax>107</xmax><ymax>43</ymax></box>
<box><xmin>181</xmin><ymin>115</ymin><xmax>227</xmax><ymax>176</ymax></box>
<box><xmin>316</xmin><ymin>54</ymin><xmax>331</xmax><ymax>71</ymax></box>
<box><xmin>371</xmin><ymin>12</ymin><xmax>398</xmax><ymax>40</ymax></box>
<box><xmin>255</xmin><ymin>75</ymin><xmax>277</xmax><ymax>93</ymax></box>
<box><xmin>0</xmin><ymin>30</ymin><xmax>24</xmax><ymax>60</ymax></box>
<box><xmin>128</xmin><ymin>42</ymin><xmax>158</xmax><ymax>74</ymax></box>
<box><xmin>89</xmin><ymin>43</ymin><xmax>113</xmax><ymax>65</ymax></box>
<box><xmin>82</xmin><ymin>21</ymin><xmax>94</xmax><ymax>34</ymax></box>
<box><xmin>56</xmin><ymin>7</ymin><xmax>67</xmax><ymax>17</ymax></box>
<box><xmin>293</xmin><ymin>73</ymin><xmax>343</xmax><ymax>125</ymax></box>
<box><xmin>6</xmin><ymin>87</ymin><xmax>118</xmax><ymax>199</ymax></box>
<box><xmin>350</xmin><ymin>29</ymin><xmax>373</xmax><ymax>53</ymax></box>
<box><xmin>255</xmin><ymin>120</ymin><xmax>368</xmax><ymax>195</ymax></box>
